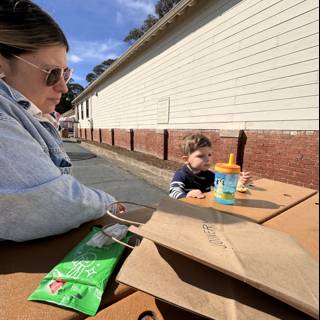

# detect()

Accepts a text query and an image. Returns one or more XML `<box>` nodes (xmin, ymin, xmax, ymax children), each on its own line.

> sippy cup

<box><xmin>214</xmin><ymin>153</ymin><xmax>240</xmax><ymax>205</ymax></box>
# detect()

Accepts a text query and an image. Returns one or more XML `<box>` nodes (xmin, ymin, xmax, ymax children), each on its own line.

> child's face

<box><xmin>185</xmin><ymin>147</ymin><xmax>213</xmax><ymax>172</ymax></box>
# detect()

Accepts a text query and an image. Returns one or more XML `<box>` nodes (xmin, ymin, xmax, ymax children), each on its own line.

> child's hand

<box><xmin>239</xmin><ymin>171</ymin><xmax>251</xmax><ymax>185</ymax></box>
<box><xmin>237</xmin><ymin>171</ymin><xmax>251</xmax><ymax>193</ymax></box>
<box><xmin>186</xmin><ymin>189</ymin><xmax>205</xmax><ymax>199</ymax></box>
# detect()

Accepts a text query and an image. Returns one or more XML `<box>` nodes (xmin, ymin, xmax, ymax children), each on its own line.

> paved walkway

<box><xmin>64</xmin><ymin>141</ymin><xmax>167</xmax><ymax>208</ymax></box>
<box><xmin>79</xmin><ymin>141</ymin><xmax>175</xmax><ymax>191</ymax></box>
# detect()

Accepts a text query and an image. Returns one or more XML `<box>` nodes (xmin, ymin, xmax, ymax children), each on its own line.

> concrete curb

<box><xmin>80</xmin><ymin>142</ymin><xmax>174</xmax><ymax>192</ymax></box>
<box><xmin>62</xmin><ymin>137</ymin><xmax>81</xmax><ymax>143</ymax></box>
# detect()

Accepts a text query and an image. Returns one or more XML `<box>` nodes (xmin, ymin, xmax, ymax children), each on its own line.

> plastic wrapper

<box><xmin>28</xmin><ymin>227</ymin><xmax>130</xmax><ymax>316</ymax></box>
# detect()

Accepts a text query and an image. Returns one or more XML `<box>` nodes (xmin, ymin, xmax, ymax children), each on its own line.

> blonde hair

<box><xmin>181</xmin><ymin>134</ymin><xmax>212</xmax><ymax>155</ymax></box>
<box><xmin>0</xmin><ymin>0</ymin><xmax>69</xmax><ymax>57</ymax></box>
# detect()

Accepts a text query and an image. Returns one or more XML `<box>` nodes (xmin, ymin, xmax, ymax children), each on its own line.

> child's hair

<box><xmin>181</xmin><ymin>133</ymin><xmax>212</xmax><ymax>155</ymax></box>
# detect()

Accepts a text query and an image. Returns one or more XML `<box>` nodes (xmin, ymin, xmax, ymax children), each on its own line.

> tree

<box><xmin>155</xmin><ymin>0</ymin><xmax>182</xmax><ymax>18</ymax></box>
<box><xmin>93</xmin><ymin>64</ymin><xmax>106</xmax><ymax>76</ymax></box>
<box><xmin>86</xmin><ymin>58</ymin><xmax>116</xmax><ymax>84</ymax></box>
<box><xmin>124</xmin><ymin>15</ymin><xmax>158</xmax><ymax>44</ymax></box>
<box><xmin>102</xmin><ymin>58</ymin><xmax>116</xmax><ymax>68</ymax></box>
<box><xmin>86</xmin><ymin>72</ymin><xmax>97</xmax><ymax>84</ymax></box>
<box><xmin>141</xmin><ymin>14</ymin><xmax>158</xmax><ymax>32</ymax></box>
<box><xmin>124</xmin><ymin>27</ymin><xmax>144</xmax><ymax>45</ymax></box>
<box><xmin>124</xmin><ymin>0</ymin><xmax>182</xmax><ymax>44</ymax></box>
<box><xmin>55</xmin><ymin>79</ymin><xmax>84</xmax><ymax>114</ymax></box>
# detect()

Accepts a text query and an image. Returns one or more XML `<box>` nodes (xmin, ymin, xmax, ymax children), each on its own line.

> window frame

<box><xmin>86</xmin><ymin>99</ymin><xmax>89</xmax><ymax>118</ymax></box>
<box><xmin>81</xmin><ymin>102</ymin><xmax>84</xmax><ymax>120</ymax></box>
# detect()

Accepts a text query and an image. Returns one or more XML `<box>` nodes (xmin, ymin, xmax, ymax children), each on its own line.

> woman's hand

<box><xmin>109</xmin><ymin>202</ymin><xmax>127</xmax><ymax>215</ymax></box>
<box><xmin>186</xmin><ymin>189</ymin><xmax>205</xmax><ymax>199</ymax></box>
<box><xmin>116</xmin><ymin>202</ymin><xmax>127</xmax><ymax>214</ymax></box>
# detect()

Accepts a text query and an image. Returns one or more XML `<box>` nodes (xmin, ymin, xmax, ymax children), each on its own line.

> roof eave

<box><xmin>72</xmin><ymin>0</ymin><xmax>197</xmax><ymax>104</ymax></box>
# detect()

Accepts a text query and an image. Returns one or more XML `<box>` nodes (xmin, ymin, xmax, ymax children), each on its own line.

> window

<box><xmin>86</xmin><ymin>99</ymin><xmax>89</xmax><ymax>118</ymax></box>
<box><xmin>81</xmin><ymin>102</ymin><xmax>84</xmax><ymax>120</ymax></box>
<box><xmin>157</xmin><ymin>97</ymin><xmax>170</xmax><ymax>124</ymax></box>
<box><xmin>77</xmin><ymin>105</ymin><xmax>80</xmax><ymax>120</ymax></box>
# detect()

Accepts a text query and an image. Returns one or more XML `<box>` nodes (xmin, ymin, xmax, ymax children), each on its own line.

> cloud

<box><xmin>69</xmin><ymin>54</ymin><xmax>83</xmax><ymax>63</ymax></box>
<box><xmin>71</xmin><ymin>74</ymin><xmax>85</xmax><ymax>82</ymax></box>
<box><xmin>69</xmin><ymin>39</ymin><xmax>124</xmax><ymax>62</ymax></box>
<box><xmin>116</xmin><ymin>0</ymin><xmax>155</xmax><ymax>16</ymax></box>
<box><xmin>116</xmin><ymin>11</ymin><xmax>124</xmax><ymax>25</ymax></box>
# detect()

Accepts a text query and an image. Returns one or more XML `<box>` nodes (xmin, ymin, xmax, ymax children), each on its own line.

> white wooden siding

<box><xmin>85</xmin><ymin>0</ymin><xmax>318</xmax><ymax>130</ymax></box>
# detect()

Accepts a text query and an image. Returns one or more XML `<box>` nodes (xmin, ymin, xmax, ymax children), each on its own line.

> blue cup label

<box><xmin>214</xmin><ymin>173</ymin><xmax>239</xmax><ymax>201</ymax></box>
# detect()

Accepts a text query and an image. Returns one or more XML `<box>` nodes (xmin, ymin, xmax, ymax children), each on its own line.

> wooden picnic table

<box><xmin>88</xmin><ymin>291</ymin><xmax>207</xmax><ymax>320</ymax></box>
<box><xmin>91</xmin><ymin>179</ymin><xmax>318</xmax><ymax>319</ymax></box>
<box><xmin>263</xmin><ymin>193</ymin><xmax>319</xmax><ymax>259</ymax></box>
<box><xmin>0</xmin><ymin>208</ymin><xmax>154</xmax><ymax>320</ymax></box>
<box><xmin>0</xmin><ymin>178</ymin><xmax>317</xmax><ymax>319</ymax></box>
<box><xmin>183</xmin><ymin>178</ymin><xmax>318</xmax><ymax>258</ymax></box>
<box><xmin>182</xmin><ymin>178</ymin><xmax>317</xmax><ymax>223</ymax></box>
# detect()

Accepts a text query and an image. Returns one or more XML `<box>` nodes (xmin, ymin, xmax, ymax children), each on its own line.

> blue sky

<box><xmin>33</xmin><ymin>0</ymin><xmax>158</xmax><ymax>87</ymax></box>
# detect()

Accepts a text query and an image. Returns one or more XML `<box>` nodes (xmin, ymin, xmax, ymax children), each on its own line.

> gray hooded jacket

<box><xmin>0</xmin><ymin>79</ymin><xmax>115</xmax><ymax>241</ymax></box>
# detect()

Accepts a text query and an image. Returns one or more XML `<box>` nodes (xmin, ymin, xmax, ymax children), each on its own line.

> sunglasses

<box><xmin>12</xmin><ymin>54</ymin><xmax>73</xmax><ymax>86</ymax></box>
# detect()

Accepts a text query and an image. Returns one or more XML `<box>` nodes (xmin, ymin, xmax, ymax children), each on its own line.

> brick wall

<box><xmin>202</xmin><ymin>130</ymin><xmax>240</xmax><ymax>166</ymax></box>
<box><xmin>80</xmin><ymin>128</ymin><xmax>86</xmax><ymax>139</ymax></box>
<box><xmin>167</xmin><ymin>130</ymin><xmax>194</xmax><ymax>162</ymax></box>
<box><xmin>101</xmin><ymin>129</ymin><xmax>113</xmax><ymax>145</ymax></box>
<box><xmin>85</xmin><ymin>128</ymin><xmax>92</xmax><ymax>141</ymax></box>
<box><xmin>167</xmin><ymin>129</ymin><xmax>239</xmax><ymax>165</ymax></box>
<box><xmin>114</xmin><ymin>129</ymin><xmax>131</xmax><ymax>150</ymax></box>
<box><xmin>134</xmin><ymin>129</ymin><xmax>165</xmax><ymax>159</ymax></box>
<box><xmin>78</xmin><ymin>128</ymin><xmax>319</xmax><ymax>189</ymax></box>
<box><xmin>92</xmin><ymin>129</ymin><xmax>101</xmax><ymax>143</ymax></box>
<box><xmin>243</xmin><ymin>130</ymin><xmax>319</xmax><ymax>189</ymax></box>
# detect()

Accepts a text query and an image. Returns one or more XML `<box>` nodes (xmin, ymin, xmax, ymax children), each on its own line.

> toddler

<box><xmin>169</xmin><ymin>134</ymin><xmax>250</xmax><ymax>199</ymax></box>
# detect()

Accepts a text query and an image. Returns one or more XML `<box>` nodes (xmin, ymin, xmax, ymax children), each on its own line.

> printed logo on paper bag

<box><xmin>202</xmin><ymin>222</ymin><xmax>227</xmax><ymax>249</ymax></box>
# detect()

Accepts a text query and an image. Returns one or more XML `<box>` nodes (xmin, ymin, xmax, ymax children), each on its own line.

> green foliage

<box><xmin>102</xmin><ymin>59</ymin><xmax>116</xmax><ymax>67</ymax></box>
<box><xmin>124</xmin><ymin>0</ymin><xmax>182</xmax><ymax>44</ymax></box>
<box><xmin>155</xmin><ymin>0</ymin><xmax>182</xmax><ymax>18</ymax></box>
<box><xmin>86</xmin><ymin>0</ymin><xmax>182</xmax><ymax>84</ymax></box>
<box><xmin>86</xmin><ymin>72</ymin><xmax>97</xmax><ymax>84</ymax></box>
<box><xmin>55</xmin><ymin>79</ymin><xmax>84</xmax><ymax>114</ymax></box>
<box><xmin>86</xmin><ymin>59</ymin><xmax>116</xmax><ymax>84</ymax></box>
<box><xmin>93</xmin><ymin>64</ymin><xmax>106</xmax><ymax>76</ymax></box>
<box><xmin>124</xmin><ymin>27</ymin><xmax>144</xmax><ymax>45</ymax></box>
<box><xmin>141</xmin><ymin>14</ymin><xmax>158</xmax><ymax>32</ymax></box>
<box><xmin>124</xmin><ymin>15</ymin><xmax>158</xmax><ymax>44</ymax></box>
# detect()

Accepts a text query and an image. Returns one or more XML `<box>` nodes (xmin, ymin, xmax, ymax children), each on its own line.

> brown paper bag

<box><xmin>129</xmin><ymin>198</ymin><xmax>319</xmax><ymax>319</ymax></box>
<box><xmin>117</xmin><ymin>239</ymin><xmax>315</xmax><ymax>320</ymax></box>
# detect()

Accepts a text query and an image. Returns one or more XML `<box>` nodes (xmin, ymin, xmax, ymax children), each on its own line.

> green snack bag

<box><xmin>28</xmin><ymin>227</ymin><xmax>130</xmax><ymax>316</ymax></box>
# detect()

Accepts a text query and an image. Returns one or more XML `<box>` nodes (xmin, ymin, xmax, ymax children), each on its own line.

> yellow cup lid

<box><xmin>214</xmin><ymin>153</ymin><xmax>240</xmax><ymax>174</ymax></box>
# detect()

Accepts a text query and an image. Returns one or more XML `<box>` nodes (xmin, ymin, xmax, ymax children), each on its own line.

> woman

<box><xmin>0</xmin><ymin>0</ymin><xmax>124</xmax><ymax>241</ymax></box>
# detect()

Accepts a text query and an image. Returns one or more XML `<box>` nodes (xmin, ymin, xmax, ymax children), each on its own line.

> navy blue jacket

<box><xmin>169</xmin><ymin>165</ymin><xmax>215</xmax><ymax>199</ymax></box>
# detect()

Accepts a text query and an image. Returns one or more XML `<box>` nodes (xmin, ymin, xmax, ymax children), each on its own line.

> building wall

<box><xmin>114</xmin><ymin>129</ymin><xmax>132</xmax><ymax>150</ymax></box>
<box><xmin>243</xmin><ymin>130</ymin><xmax>319</xmax><ymax>189</ymax></box>
<box><xmin>77</xmin><ymin>0</ymin><xmax>318</xmax><ymax>131</ymax></box>
<box><xmin>134</xmin><ymin>129</ymin><xmax>165</xmax><ymax>159</ymax></box>
<box><xmin>101</xmin><ymin>129</ymin><xmax>113</xmax><ymax>145</ymax></box>
<box><xmin>75</xmin><ymin>0</ymin><xmax>319</xmax><ymax>189</ymax></box>
<box><xmin>166</xmin><ymin>129</ymin><xmax>318</xmax><ymax>189</ymax></box>
<box><xmin>78</xmin><ymin>128</ymin><xmax>319</xmax><ymax>189</ymax></box>
<box><xmin>168</xmin><ymin>129</ymin><xmax>244</xmax><ymax>163</ymax></box>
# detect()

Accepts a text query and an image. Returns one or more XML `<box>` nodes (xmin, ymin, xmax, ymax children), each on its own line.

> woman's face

<box><xmin>1</xmin><ymin>46</ymin><xmax>69</xmax><ymax>114</ymax></box>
